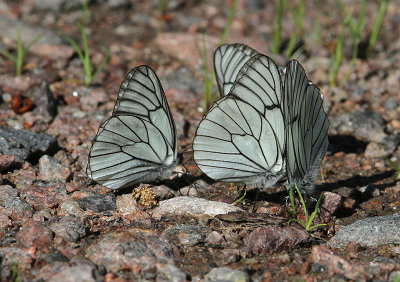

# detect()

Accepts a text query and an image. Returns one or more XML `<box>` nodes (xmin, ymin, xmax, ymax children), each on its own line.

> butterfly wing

<box><xmin>214</xmin><ymin>43</ymin><xmax>259</xmax><ymax>96</ymax></box>
<box><xmin>87</xmin><ymin>66</ymin><xmax>177</xmax><ymax>189</ymax></box>
<box><xmin>194</xmin><ymin>55</ymin><xmax>285</xmax><ymax>188</ymax></box>
<box><xmin>283</xmin><ymin>60</ymin><xmax>330</xmax><ymax>195</ymax></box>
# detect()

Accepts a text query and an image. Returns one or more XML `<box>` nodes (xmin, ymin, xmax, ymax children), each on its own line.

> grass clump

<box><xmin>62</xmin><ymin>24</ymin><xmax>109</xmax><ymax>87</ymax></box>
<box><xmin>0</xmin><ymin>29</ymin><xmax>43</xmax><ymax>76</ymax></box>
<box><xmin>288</xmin><ymin>184</ymin><xmax>326</xmax><ymax>231</ymax></box>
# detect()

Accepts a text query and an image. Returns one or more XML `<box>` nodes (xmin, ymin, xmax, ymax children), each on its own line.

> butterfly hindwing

<box><xmin>87</xmin><ymin>66</ymin><xmax>177</xmax><ymax>190</ymax></box>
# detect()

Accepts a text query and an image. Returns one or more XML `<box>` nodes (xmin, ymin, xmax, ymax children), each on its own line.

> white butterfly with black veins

<box><xmin>193</xmin><ymin>43</ymin><xmax>330</xmax><ymax>196</ymax></box>
<box><xmin>86</xmin><ymin>65</ymin><xmax>178</xmax><ymax>190</ymax></box>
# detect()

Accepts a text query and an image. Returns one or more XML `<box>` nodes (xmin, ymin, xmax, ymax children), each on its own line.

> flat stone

<box><xmin>39</xmin><ymin>155</ymin><xmax>72</xmax><ymax>182</ymax></box>
<box><xmin>86</xmin><ymin>229</ymin><xmax>178</xmax><ymax>273</ymax></box>
<box><xmin>49</xmin><ymin>216</ymin><xmax>87</xmax><ymax>242</ymax></box>
<box><xmin>328</xmin><ymin>213</ymin><xmax>400</xmax><ymax>248</ymax></box>
<box><xmin>152</xmin><ymin>196</ymin><xmax>243</xmax><ymax>219</ymax></box>
<box><xmin>16</xmin><ymin>219</ymin><xmax>54</xmax><ymax>249</ymax></box>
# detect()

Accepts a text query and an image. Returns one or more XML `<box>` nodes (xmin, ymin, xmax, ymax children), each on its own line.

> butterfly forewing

<box><xmin>283</xmin><ymin>60</ymin><xmax>330</xmax><ymax>193</ymax></box>
<box><xmin>87</xmin><ymin>66</ymin><xmax>177</xmax><ymax>190</ymax></box>
<box><xmin>114</xmin><ymin>66</ymin><xmax>176</xmax><ymax>151</ymax></box>
<box><xmin>214</xmin><ymin>43</ymin><xmax>259</xmax><ymax>96</ymax></box>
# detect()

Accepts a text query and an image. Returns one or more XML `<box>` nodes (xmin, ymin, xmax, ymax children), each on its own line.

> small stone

<box><xmin>39</xmin><ymin>155</ymin><xmax>72</xmax><ymax>182</ymax></box>
<box><xmin>156</xmin><ymin>263</ymin><xmax>186</xmax><ymax>282</ymax></box>
<box><xmin>0</xmin><ymin>185</ymin><xmax>18</xmax><ymax>205</ymax></box>
<box><xmin>311</xmin><ymin>245</ymin><xmax>365</xmax><ymax>280</ymax></box>
<box><xmin>0</xmin><ymin>155</ymin><xmax>23</xmax><ymax>172</ymax></box>
<box><xmin>16</xmin><ymin>219</ymin><xmax>54</xmax><ymax>249</ymax></box>
<box><xmin>243</xmin><ymin>226</ymin><xmax>311</xmax><ymax>254</ymax></box>
<box><xmin>179</xmin><ymin>186</ymin><xmax>199</xmax><ymax>196</ymax></box>
<box><xmin>3</xmin><ymin>196</ymin><xmax>34</xmax><ymax>218</ymax></box>
<box><xmin>321</xmin><ymin>192</ymin><xmax>342</xmax><ymax>214</ymax></box>
<box><xmin>206</xmin><ymin>231</ymin><xmax>225</xmax><ymax>245</ymax></box>
<box><xmin>217</xmin><ymin>249</ymin><xmax>239</xmax><ymax>266</ymax></box>
<box><xmin>77</xmin><ymin>193</ymin><xmax>117</xmax><ymax>213</ymax></box>
<box><xmin>58</xmin><ymin>200</ymin><xmax>85</xmax><ymax>218</ymax></box>
<box><xmin>152</xmin><ymin>196</ymin><xmax>243</xmax><ymax>219</ymax></box>
<box><xmin>164</xmin><ymin>225</ymin><xmax>209</xmax><ymax>246</ymax></box>
<box><xmin>342</xmin><ymin>198</ymin><xmax>356</xmax><ymax>209</ymax></box>
<box><xmin>151</xmin><ymin>185</ymin><xmax>179</xmax><ymax>200</ymax></box>
<box><xmin>49</xmin><ymin>215</ymin><xmax>87</xmax><ymax>242</ymax></box>
<box><xmin>203</xmin><ymin>267</ymin><xmax>249</xmax><ymax>282</ymax></box>
<box><xmin>51</xmin><ymin>264</ymin><xmax>100</xmax><ymax>282</ymax></box>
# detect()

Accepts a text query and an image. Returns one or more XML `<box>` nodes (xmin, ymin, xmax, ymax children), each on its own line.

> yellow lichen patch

<box><xmin>132</xmin><ymin>184</ymin><xmax>157</xmax><ymax>207</ymax></box>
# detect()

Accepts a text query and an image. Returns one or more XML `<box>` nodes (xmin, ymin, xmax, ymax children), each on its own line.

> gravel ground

<box><xmin>0</xmin><ymin>0</ymin><xmax>400</xmax><ymax>281</ymax></box>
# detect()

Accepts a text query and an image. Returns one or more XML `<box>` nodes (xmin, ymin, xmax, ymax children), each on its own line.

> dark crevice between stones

<box><xmin>327</xmin><ymin>134</ymin><xmax>369</xmax><ymax>154</ymax></box>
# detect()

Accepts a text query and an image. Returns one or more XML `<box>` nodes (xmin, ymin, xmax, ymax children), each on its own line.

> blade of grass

<box><xmin>272</xmin><ymin>0</ymin><xmax>284</xmax><ymax>54</ymax></box>
<box><xmin>366</xmin><ymin>0</ymin><xmax>390</xmax><ymax>56</ymax></box>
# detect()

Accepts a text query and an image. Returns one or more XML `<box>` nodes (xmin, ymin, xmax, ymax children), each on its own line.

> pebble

<box><xmin>321</xmin><ymin>192</ymin><xmax>342</xmax><ymax>215</ymax></box>
<box><xmin>16</xmin><ymin>219</ymin><xmax>54</xmax><ymax>249</ymax></box>
<box><xmin>49</xmin><ymin>215</ymin><xmax>87</xmax><ymax>242</ymax></box>
<box><xmin>0</xmin><ymin>185</ymin><xmax>18</xmax><ymax>205</ymax></box>
<box><xmin>50</xmin><ymin>264</ymin><xmax>100</xmax><ymax>282</ymax></box>
<box><xmin>86</xmin><ymin>229</ymin><xmax>177</xmax><ymax>273</ymax></box>
<box><xmin>243</xmin><ymin>226</ymin><xmax>311</xmax><ymax>254</ymax></box>
<box><xmin>164</xmin><ymin>224</ymin><xmax>209</xmax><ymax>246</ymax></box>
<box><xmin>58</xmin><ymin>200</ymin><xmax>85</xmax><ymax>218</ymax></box>
<box><xmin>151</xmin><ymin>185</ymin><xmax>179</xmax><ymax>200</ymax></box>
<box><xmin>0</xmin><ymin>155</ymin><xmax>23</xmax><ymax>173</ymax></box>
<box><xmin>77</xmin><ymin>193</ymin><xmax>117</xmax><ymax>213</ymax></box>
<box><xmin>152</xmin><ymin>196</ymin><xmax>243</xmax><ymax>219</ymax></box>
<box><xmin>203</xmin><ymin>267</ymin><xmax>249</xmax><ymax>282</ymax></box>
<box><xmin>3</xmin><ymin>196</ymin><xmax>34</xmax><ymax>219</ymax></box>
<box><xmin>39</xmin><ymin>155</ymin><xmax>72</xmax><ymax>182</ymax></box>
<box><xmin>328</xmin><ymin>213</ymin><xmax>400</xmax><ymax>248</ymax></box>
<box><xmin>311</xmin><ymin>245</ymin><xmax>365</xmax><ymax>280</ymax></box>
<box><xmin>206</xmin><ymin>231</ymin><xmax>225</xmax><ymax>245</ymax></box>
<box><xmin>156</xmin><ymin>263</ymin><xmax>187</xmax><ymax>282</ymax></box>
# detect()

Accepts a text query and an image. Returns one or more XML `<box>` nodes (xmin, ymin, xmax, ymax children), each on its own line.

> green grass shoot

<box><xmin>62</xmin><ymin>24</ymin><xmax>109</xmax><ymax>87</ymax></box>
<box><xmin>272</xmin><ymin>0</ymin><xmax>284</xmax><ymax>54</ymax></box>
<box><xmin>202</xmin><ymin>0</ymin><xmax>238</xmax><ymax>111</ymax></box>
<box><xmin>0</xmin><ymin>29</ymin><xmax>43</xmax><ymax>76</ymax></box>
<box><xmin>11</xmin><ymin>262</ymin><xmax>22</xmax><ymax>282</ymax></box>
<box><xmin>383</xmin><ymin>156</ymin><xmax>400</xmax><ymax>179</ymax></box>
<box><xmin>288</xmin><ymin>184</ymin><xmax>326</xmax><ymax>231</ymax></box>
<box><xmin>366</xmin><ymin>0</ymin><xmax>390</xmax><ymax>56</ymax></box>
<box><xmin>81</xmin><ymin>0</ymin><xmax>90</xmax><ymax>23</ymax></box>
<box><xmin>285</xmin><ymin>0</ymin><xmax>304</xmax><ymax>58</ymax></box>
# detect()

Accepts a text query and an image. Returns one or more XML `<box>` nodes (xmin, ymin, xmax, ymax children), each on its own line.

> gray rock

<box><xmin>328</xmin><ymin>213</ymin><xmax>400</xmax><ymax>248</ymax></box>
<box><xmin>202</xmin><ymin>267</ymin><xmax>249</xmax><ymax>282</ymax></box>
<box><xmin>330</xmin><ymin>111</ymin><xmax>386</xmax><ymax>142</ymax></box>
<box><xmin>49</xmin><ymin>216</ymin><xmax>87</xmax><ymax>242</ymax></box>
<box><xmin>156</xmin><ymin>263</ymin><xmax>186</xmax><ymax>282</ymax></box>
<box><xmin>152</xmin><ymin>196</ymin><xmax>243</xmax><ymax>219</ymax></box>
<box><xmin>34</xmin><ymin>82</ymin><xmax>58</xmax><ymax>119</ymax></box>
<box><xmin>384</xmin><ymin>97</ymin><xmax>399</xmax><ymax>112</ymax></box>
<box><xmin>86</xmin><ymin>230</ymin><xmax>177</xmax><ymax>273</ymax></box>
<box><xmin>77</xmin><ymin>193</ymin><xmax>117</xmax><ymax>212</ymax></box>
<box><xmin>0</xmin><ymin>126</ymin><xmax>58</xmax><ymax>161</ymax></box>
<box><xmin>164</xmin><ymin>225</ymin><xmax>209</xmax><ymax>246</ymax></box>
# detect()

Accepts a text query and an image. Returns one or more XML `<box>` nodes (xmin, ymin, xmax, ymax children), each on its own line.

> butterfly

<box><xmin>86</xmin><ymin>65</ymin><xmax>178</xmax><ymax>190</ymax></box>
<box><xmin>193</xmin><ymin>43</ymin><xmax>330</xmax><ymax>196</ymax></box>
